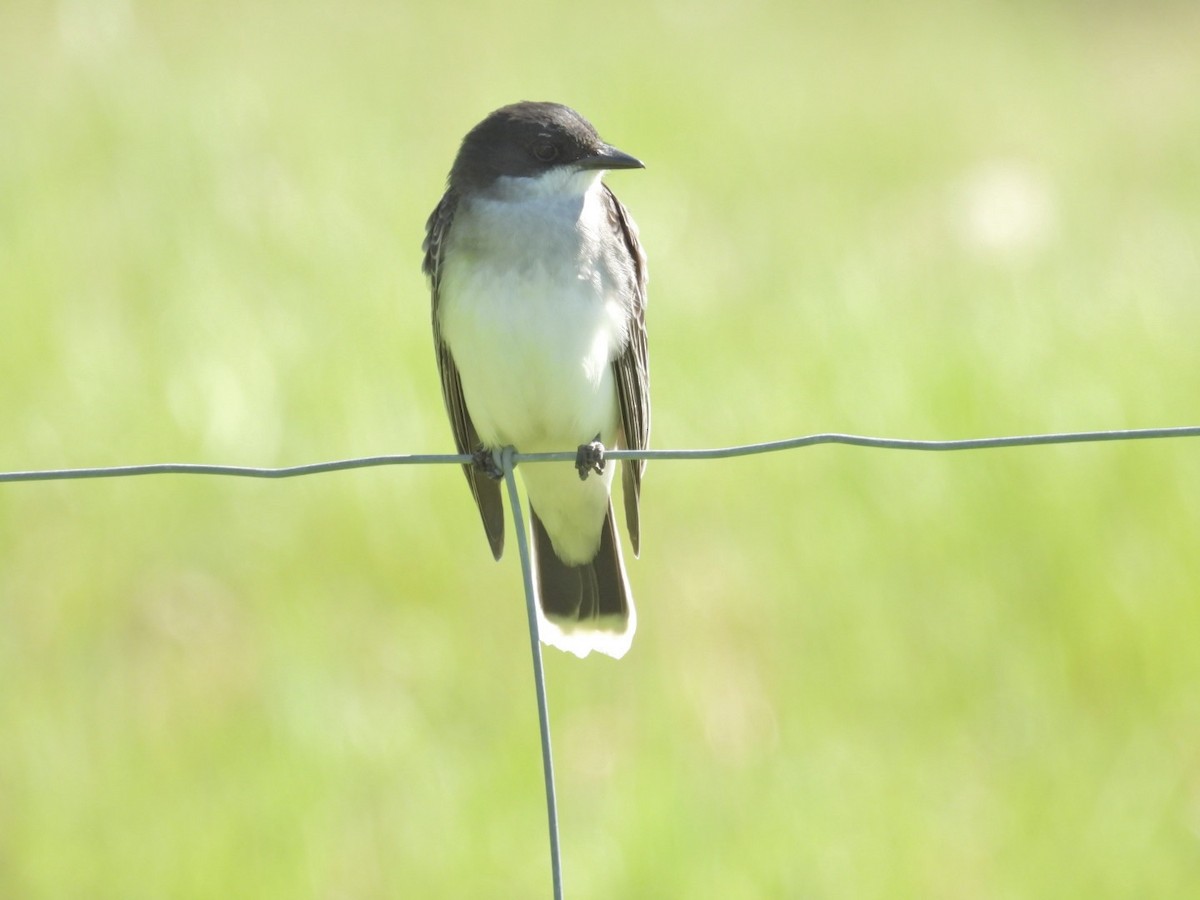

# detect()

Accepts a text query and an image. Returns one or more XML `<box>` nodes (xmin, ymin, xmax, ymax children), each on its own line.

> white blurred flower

<box><xmin>953</xmin><ymin>159</ymin><xmax>1058</xmax><ymax>260</ymax></box>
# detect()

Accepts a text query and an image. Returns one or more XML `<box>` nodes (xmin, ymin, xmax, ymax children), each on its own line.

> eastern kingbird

<box><xmin>423</xmin><ymin>101</ymin><xmax>650</xmax><ymax>660</ymax></box>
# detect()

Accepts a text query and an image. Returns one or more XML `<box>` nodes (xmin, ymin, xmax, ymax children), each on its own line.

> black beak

<box><xmin>576</xmin><ymin>143</ymin><xmax>645</xmax><ymax>171</ymax></box>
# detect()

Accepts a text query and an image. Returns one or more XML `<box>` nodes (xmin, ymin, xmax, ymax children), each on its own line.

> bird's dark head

<box><xmin>448</xmin><ymin>101</ymin><xmax>643</xmax><ymax>194</ymax></box>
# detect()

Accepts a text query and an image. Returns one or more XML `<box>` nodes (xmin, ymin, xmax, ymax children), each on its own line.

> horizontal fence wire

<box><xmin>5</xmin><ymin>422</ymin><xmax>1199</xmax><ymax>900</ymax></box>
<box><xmin>2</xmin><ymin>425</ymin><xmax>1199</xmax><ymax>484</ymax></box>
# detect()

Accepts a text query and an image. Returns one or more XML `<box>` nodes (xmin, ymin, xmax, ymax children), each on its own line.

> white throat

<box><xmin>488</xmin><ymin>167</ymin><xmax>605</xmax><ymax>203</ymax></box>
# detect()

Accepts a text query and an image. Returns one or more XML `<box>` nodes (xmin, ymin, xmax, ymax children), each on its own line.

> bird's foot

<box><xmin>575</xmin><ymin>434</ymin><xmax>606</xmax><ymax>480</ymax></box>
<box><xmin>472</xmin><ymin>446</ymin><xmax>505</xmax><ymax>481</ymax></box>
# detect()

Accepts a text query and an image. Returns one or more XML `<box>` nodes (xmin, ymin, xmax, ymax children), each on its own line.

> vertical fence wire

<box><xmin>501</xmin><ymin>447</ymin><xmax>563</xmax><ymax>900</ymax></box>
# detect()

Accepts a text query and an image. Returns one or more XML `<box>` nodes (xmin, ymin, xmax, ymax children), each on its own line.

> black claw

<box><xmin>575</xmin><ymin>434</ymin><xmax>606</xmax><ymax>480</ymax></box>
<box><xmin>472</xmin><ymin>447</ymin><xmax>504</xmax><ymax>481</ymax></box>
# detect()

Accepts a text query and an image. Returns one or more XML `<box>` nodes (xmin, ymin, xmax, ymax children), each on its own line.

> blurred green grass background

<box><xmin>2</xmin><ymin>0</ymin><xmax>1200</xmax><ymax>896</ymax></box>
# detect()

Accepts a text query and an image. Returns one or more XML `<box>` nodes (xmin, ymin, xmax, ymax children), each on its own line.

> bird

<box><xmin>423</xmin><ymin>101</ymin><xmax>649</xmax><ymax>660</ymax></box>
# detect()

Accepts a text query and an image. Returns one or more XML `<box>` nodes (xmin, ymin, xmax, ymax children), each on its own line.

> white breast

<box><xmin>437</xmin><ymin>175</ymin><xmax>628</xmax><ymax>453</ymax></box>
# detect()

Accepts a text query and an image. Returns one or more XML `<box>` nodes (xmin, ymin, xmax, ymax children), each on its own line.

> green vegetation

<box><xmin>2</xmin><ymin>1</ymin><xmax>1199</xmax><ymax>896</ymax></box>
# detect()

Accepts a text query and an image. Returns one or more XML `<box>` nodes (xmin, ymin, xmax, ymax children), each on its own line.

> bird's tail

<box><xmin>530</xmin><ymin>503</ymin><xmax>636</xmax><ymax>660</ymax></box>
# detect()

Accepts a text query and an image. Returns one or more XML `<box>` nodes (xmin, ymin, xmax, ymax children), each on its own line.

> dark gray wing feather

<box><xmin>424</xmin><ymin>192</ymin><xmax>506</xmax><ymax>560</ymax></box>
<box><xmin>603</xmin><ymin>185</ymin><xmax>650</xmax><ymax>557</ymax></box>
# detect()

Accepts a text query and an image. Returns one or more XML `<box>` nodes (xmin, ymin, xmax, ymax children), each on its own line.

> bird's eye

<box><xmin>532</xmin><ymin>141</ymin><xmax>559</xmax><ymax>162</ymax></box>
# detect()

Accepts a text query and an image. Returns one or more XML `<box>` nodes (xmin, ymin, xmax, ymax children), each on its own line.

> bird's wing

<box><xmin>424</xmin><ymin>192</ymin><xmax>506</xmax><ymax>560</ymax></box>
<box><xmin>604</xmin><ymin>184</ymin><xmax>650</xmax><ymax>557</ymax></box>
